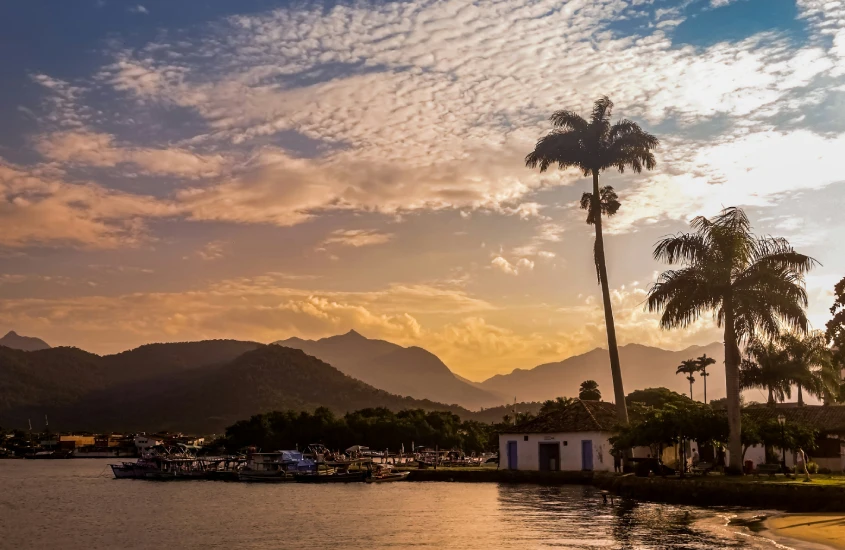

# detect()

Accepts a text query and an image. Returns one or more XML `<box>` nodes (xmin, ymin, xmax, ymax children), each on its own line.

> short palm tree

<box><xmin>646</xmin><ymin>207</ymin><xmax>816</xmax><ymax>471</ymax></box>
<box><xmin>740</xmin><ymin>338</ymin><xmax>793</xmax><ymax>406</ymax></box>
<box><xmin>578</xmin><ymin>380</ymin><xmax>602</xmax><ymax>401</ymax></box>
<box><xmin>781</xmin><ymin>330</ymin><xmax>838</xmax><ymax>405</ymax></box>
<box><xmin>696</xmin><ymin>354</ymin><xmax>716</xmax><ymax>404</ymax></box>
<box><xmin>526</xmin><ymin>96</ymin><xmax>658</xmax><ymax>424</ymax></box>
<box><xmin>676</xmin><ymin>359</ymin><xmax>698</xmax><ymax>400</ymax></box>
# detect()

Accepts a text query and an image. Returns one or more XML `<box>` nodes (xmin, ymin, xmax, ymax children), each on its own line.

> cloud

<box><xmin>491</xmin><ymin>256</ymin><xmax>533</xmax><ymax>275</ymax></box>
<box><xmin>0</xmin><ymin>160</ymin><xmax>175</xmax><ymax>248</ymax></box>
<box><xmin>128</xmin><ymin>5</ymin><xmax>148</xmax><ymax>14</ymax></box>
<box><xmin>196</xmin><ymin>240</ymin><xmax>227</xmax><ymax>261</ymax></box>
<box><xmin>36</xmin><ymin>131</ymin><xmax>224</xmax><ymax>178</ymax></box>
<box><xmin>320</xmin><ymin>229</ymin><xmax>394</xmax><ymax>248</ymax></box>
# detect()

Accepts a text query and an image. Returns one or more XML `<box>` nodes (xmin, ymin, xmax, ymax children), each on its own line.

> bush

<box><xmin>806</xmin><ymin>462</ymin><xmax>819</xmax><ymax>474</ymax></box>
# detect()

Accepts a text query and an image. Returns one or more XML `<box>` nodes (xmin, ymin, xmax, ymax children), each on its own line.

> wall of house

<box><xmin>498</xmin><ymin>432</ymin><xmax>614</xmax><ymax>472</ymax></box>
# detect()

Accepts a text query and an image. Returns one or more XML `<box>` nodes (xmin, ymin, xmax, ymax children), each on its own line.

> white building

<box><xmin>134</xmin><ymin>434</ymin><xmax>163</xmax><ymax>454</ymax></box>
<box><xmin>498</xmin><ymin>400</ymin><xmax>617</xmax><ymax>472</ymax></box>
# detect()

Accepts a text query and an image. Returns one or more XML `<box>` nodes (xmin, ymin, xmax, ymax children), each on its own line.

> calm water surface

<box><xmin>0</xmin><ymin>460</ymin><xmax>788</xmax><ymax>549</ymax></box>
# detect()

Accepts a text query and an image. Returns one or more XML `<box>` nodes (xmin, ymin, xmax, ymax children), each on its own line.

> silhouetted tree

<box><xmin>647</xmin><ymin>207</ymin><xmax>816</xmax><ymax>472</ymax></box>
<box><xmin>526</xmin><ymin>96</ymin><xmax>658</xmax><ymax>424</ymax></box>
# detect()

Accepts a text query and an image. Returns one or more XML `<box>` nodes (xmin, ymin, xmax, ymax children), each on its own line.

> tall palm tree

<box><xmin>696</xmin><ymin>353</ymin><xmax>716</xmax><ymax>404</ymax></box>
<box><xmin>646</xmin><ymin>207</ymin><xmax>816</xmax><ymax>471</ymax></box>
<box><xmin>781</xmin><ymin>330</ymin><xmax>838</xmax><ymax>405</ymax></box>
<box><xmin>526</xmin><ymin>96</ymin><xmax>659</xmax><ymax>424</ymax></box>
<box><xmin>676</xmin><ymin>359</ymin><xmax>698</xmax><ymax>400</ymax></box>
<box><xmin>740</xmin><ymin>338</ymin><xmax>793</xmax><ymax>406</ymax></box>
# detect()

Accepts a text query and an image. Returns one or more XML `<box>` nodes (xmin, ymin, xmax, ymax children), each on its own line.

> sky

<box><xmin>1</xmin><ymin>0</ymin><xmax>844</xmax><ymax>381</ymax></box>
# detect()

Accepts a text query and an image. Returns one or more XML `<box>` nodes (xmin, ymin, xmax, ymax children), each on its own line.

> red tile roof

<box><xmin>507</xmin><ymin>400</ymin><xmax>618</xmax><ymax>433</ymax></box>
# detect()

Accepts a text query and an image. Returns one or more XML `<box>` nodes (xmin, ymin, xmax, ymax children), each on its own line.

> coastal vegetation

<box><xmin>222</xmin><ymin>406</ymin><xmax>495</xmax><ymax>454</ymax></box>
<box><xmin>526</xmin><ymin>96</ymin><xmax>659</xmax><ymax>425</ymax></box>
<box><xmin>646</xmin><ymin>207</ymin><xmax>817</xmax><ymax>472</ymax></box>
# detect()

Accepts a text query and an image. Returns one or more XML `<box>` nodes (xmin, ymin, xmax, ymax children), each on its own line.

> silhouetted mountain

<box><xmin>479</xmin><ymin>342</ymin><xmax>725</xmax><ymax>403</ymax></box>
<box><xmin>102</xmin><ymin>339</ymin><xmax>262</xmax><ymax>384</ymax></box>
<box><xmin>0</xmin><ymin>330</ymin><xmax>50</xmax><ymax>351</ymax></box>
<box><xmin>8</xmin><ymin>346</ymin><xmax>475</xmax><ymax>433</ymax></box>
<box><xmin>0</xmin><ymin>339</ymin><xmax>261</xmax><ymax>426</ymax></box>
<box><xmin>0</xmin><ymin>346</ymin><xmax>107</xmax><ymax>412</ymax></box>
<box><xmin>274</xmin><ymin>330</ymin><xmax>502</xmax><ymax>409</ymax></box>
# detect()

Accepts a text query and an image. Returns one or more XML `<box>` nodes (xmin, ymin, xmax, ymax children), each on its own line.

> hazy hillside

<box><xmin>0</xmin><ymin>331</ymin><xmax>50</xmax><ymax>351</ymax></box>
<box><xmin>479</xmin><ymin>342</ymin><xmax>725</xmax><ymax>403</ymax></box>
<box><xmin>14</xmin><ymin>346</ymin><xmax>476</xmax><ymax>433</ymax></box>
<box><xmin>275</xmin><ymin>330</ymin><xmax>503</xmax><ymax>409</ymax></box>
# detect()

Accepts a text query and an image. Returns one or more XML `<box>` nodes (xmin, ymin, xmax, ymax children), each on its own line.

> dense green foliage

<box><xmin>625</xmin><ymin>387</ymin><xmax>692</xmax><ymax>411</ymax></box>
<box><xmin>224</xmin><ymin>406</ymin><xmax>496</xmax><ymax>453</ymax></box>
<box><xmin>826</xmin><ymin>276</ymin><xmax>845</xmax><ymax>402</ymax></box>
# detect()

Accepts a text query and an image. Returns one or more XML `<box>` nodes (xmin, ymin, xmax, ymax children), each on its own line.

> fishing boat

<box><xmin>238</xmin><ymin>450</ymin><xmax>310</xmax><ymax>482</ymax></box>
<box><xmin>365</xmin><ymin>464</ymin><xmax>409</xmax><ymax>483</ymax></box>
<box><xmin>295</xmin><ymin>456</ymin><xmax>372</xmax><ymax>483</ymax></box>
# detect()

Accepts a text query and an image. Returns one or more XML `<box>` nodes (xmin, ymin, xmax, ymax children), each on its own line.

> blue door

<box><xmin>581</xmin><ymin>440</ymin><xmax>593</xmax><ymax>471</ymax></box>
<box><xmin>507</xmin><ymin>441</ymin><xmax>518</xmax><ymax>470</ymax></box>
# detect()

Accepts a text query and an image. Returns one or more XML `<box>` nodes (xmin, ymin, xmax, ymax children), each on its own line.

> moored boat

<box><xmin>365</xmin><ymin>464</ymin><xmax>409</xmax><ymax>483</ymax></box>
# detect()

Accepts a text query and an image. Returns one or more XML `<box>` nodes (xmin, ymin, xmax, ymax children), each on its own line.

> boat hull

<box><xmin>295</xmin><ymin>472</ymin><xmax>368</xmax><ymax>483</ymax></box>
<box><xmin>365</xmin><ymin>472</ymin><xmax>410</xmax><ymax>483</ymax></box>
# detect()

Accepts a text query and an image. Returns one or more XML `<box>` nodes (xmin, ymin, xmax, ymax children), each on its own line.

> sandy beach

<box><xmin>765</xmin><ymin>514</ymin><xmax>845</xmax><ymax>549</ymax></box>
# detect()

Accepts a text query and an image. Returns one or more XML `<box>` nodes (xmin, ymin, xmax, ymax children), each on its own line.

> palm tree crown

<box><xmin>740</xmin><ymin>338</ymin><xmax>794</xmax><ymax>406</ymax></box>
<box><xmin>646</xmin><ymin>206</ymin><xmax>816</xmax><ymax>471</ymax></box>
<box><xmin>676</xmin><ymin>359</ymin><xmax>698</xmax><ymax>400</ymax></box>
<box><xmin>525</xmin><ymin>96</ymin><xmax>658</xmax><ymax>426</ymax></box>
<box><xmin>780</xmin><ymin>330</ymin><xmax>838</xmax><ymax>405</ymax></box>
<box><xmin>525</xmin><ymin>96</ymin><xmax>658</xmax><ymax>176</ymax></box>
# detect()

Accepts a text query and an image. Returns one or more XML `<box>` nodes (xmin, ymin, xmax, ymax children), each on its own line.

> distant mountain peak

<box><xmin>0</xmin><ymin>330</ymin><xmax>51</xmax><ymax>351</ymax></box>
<box><xmin>343</xmin><ymin>329</ymin><xmax>365</xmax><ymax>339</ymax></box>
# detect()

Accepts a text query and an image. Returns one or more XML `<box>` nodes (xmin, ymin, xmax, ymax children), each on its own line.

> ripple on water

<box><xmin>0</xmin><ymin>460</ymin><xmax>785</xmax><ymax>549</ymax></box>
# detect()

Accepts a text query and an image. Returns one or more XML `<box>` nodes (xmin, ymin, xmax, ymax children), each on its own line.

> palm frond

<box><xmin>549</xmin><ymin>110</ymin><xmax>588</xmax><ymax>132</ymax></box>
<box><xmin>524</xmin><ymin>131</ymin><xmax>588</xmax><ymax>174</ymax></box>
<box><xmin>653</xmin><ymin>233</ymin><xmax>711</xmax><ymax>265</ymax></box>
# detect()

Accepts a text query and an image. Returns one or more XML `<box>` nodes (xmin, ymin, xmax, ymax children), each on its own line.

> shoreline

<box><xmin>400</xmin><ymin>468</ymin><xmax>845</xmax><ymax>512</ymax></box>
<box><xmin>763</xmin><ymin>514</ymin><xmax>845</xmax><ymax>550</ymax></box>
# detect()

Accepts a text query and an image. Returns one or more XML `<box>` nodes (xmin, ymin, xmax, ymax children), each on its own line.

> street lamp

<box><xmin>777</xmin><ymin>414</ymin><xmax>787</xmax><ymax>472</ymax></box>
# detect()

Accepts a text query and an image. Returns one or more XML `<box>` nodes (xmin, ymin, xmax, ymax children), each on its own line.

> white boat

<box><xmin>238</xmin><ymin>450</ymin><xmax>311</xmax><ymax>482</ymax></box>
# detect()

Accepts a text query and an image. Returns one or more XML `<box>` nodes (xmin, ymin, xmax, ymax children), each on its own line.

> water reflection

<box><xmin>1</xmin><ymin>461</ymin><xmax>779</xmax><ymax>550</ymax></box>
<box><xmin>496</xmin><ymin>484</ymin><xmax>770</xmax><ymax>549</ymax></box>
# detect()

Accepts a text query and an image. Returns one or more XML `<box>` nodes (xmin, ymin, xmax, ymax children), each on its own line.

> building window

<box><xmin>563</xmin><ymin>441</ymin><xmax>568</xmax><ymax>446</ymax></box>
<box><xmin>524</xmin><ymin>435</ymin><xmax>529</xmax><ymax>441</ymax></box>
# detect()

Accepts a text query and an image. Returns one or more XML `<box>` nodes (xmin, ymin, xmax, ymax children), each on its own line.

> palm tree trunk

<box><xmin>703</xmin><ymin>371</ymin><xmax>708</xmax><ymax>404</ymax></box>
<box><xmin>768</xmin><ymin>386</ymin><xmax>775</xmax><ymax>406</ymax></box>
<box><xmin>723</xmin><ymin>303</ymin><xmax>743</xmax><ymax>472</ymax></box>
<box><xmin>797</xmin><ymin>384</ymin><xmax>803</xmax><ymax>406</ymax></box>
<box><xmin>592</xmin><ymin>170</ymin><xmax>628</xmax><ymax>425</ymax></box>
<box><xmin>689</xmin><ymin>379</ymin><xmax>693</xmax><ymax>400</ymax></box>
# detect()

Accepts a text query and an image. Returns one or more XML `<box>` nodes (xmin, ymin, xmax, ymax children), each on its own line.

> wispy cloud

<box><xmin>320</xmin><ymin>229</ymin><xmax>394</xmax><ymax>248</ymax></box>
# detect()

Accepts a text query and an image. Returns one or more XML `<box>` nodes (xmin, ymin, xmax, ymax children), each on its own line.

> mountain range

<box><xmin>0</xmin><ymin>342</ymin><xmax>474</xmax><ymax>433</ymax></box>
<box><xmin>478</xmin><ymin>342</ymin><xmax>726</xmax><ymax>404</ymax></box>
<box><xmin>0</xmin><ymin>328</ymin><xmax>727</xmax><ymax>432</ymax></box>
<box><xmin>274</xmin><ymin>330</ymin><xmax>503</xmax><ymax>409</ymax></box>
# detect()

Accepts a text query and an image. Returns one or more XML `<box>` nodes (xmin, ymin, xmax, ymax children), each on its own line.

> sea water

<box><xmin>0</xmin><ymin>460</ymin><xmax>791</xmax><ymax>549</ymax></box>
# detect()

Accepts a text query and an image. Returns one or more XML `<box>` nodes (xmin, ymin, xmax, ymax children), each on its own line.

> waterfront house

<box><xmin>498</xmin><ymin>400</ymin><xmax>616</xmax><ymax>472</ymax></box>
<box><xmin>741</xmin><ymin>404</ymin><xmax>845</xmax><ymax>472</ymax></box>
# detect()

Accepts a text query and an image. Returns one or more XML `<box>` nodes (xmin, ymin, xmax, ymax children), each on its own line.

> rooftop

<box><xmin>744</xmin><ymin>404</ymin><xmax>845</xmax><ymax>434</ymax></box>
<box><xmin>507</xmin><ymin>400</ymin><xmax>618</xmax><ymax>434</ymax></box>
